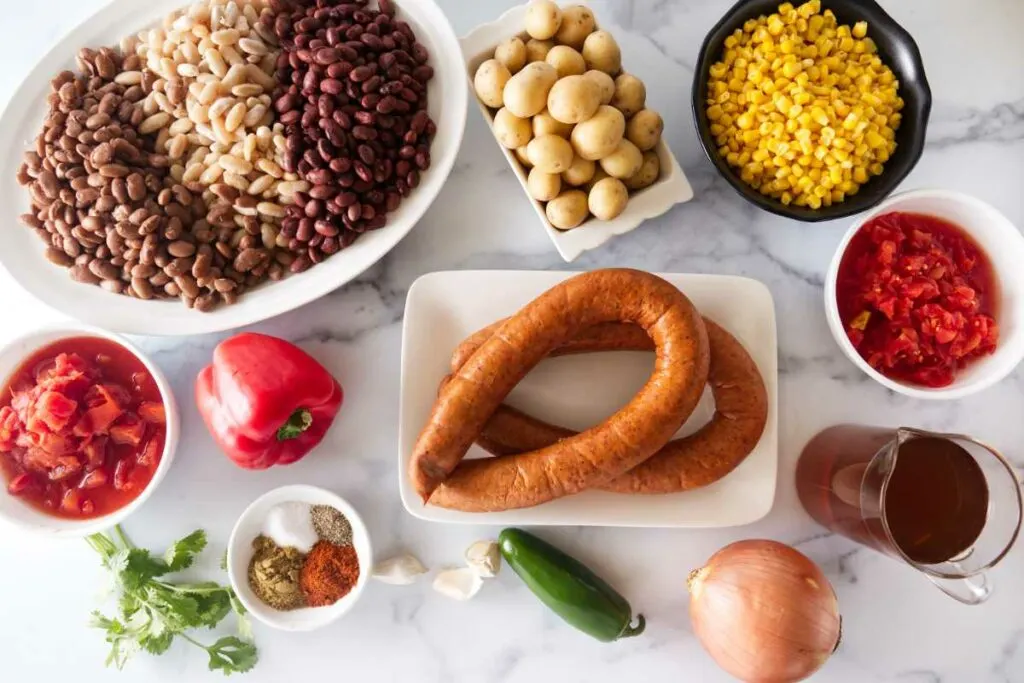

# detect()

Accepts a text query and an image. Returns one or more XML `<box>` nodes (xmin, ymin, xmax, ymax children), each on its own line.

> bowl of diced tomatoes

<box><xmin>0</xmin><ymin>324</ymin><xmax>178</xmax><ymax>536</ymax></box>
<box><xmin>825</xmin><ymin>188</ymin><xmax>1024</xmax><ymax>399</ymax></box>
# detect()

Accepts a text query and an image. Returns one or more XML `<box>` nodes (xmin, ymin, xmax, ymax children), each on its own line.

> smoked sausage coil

<box><xmin>446</xmin><ymin>318</ymin><xmax>768</xmax><ymax>494</ymax></box>
<box><xmin>410</xmin><ymin>269</ymin><xmax>710</xmax><ymax>511</ymax></box>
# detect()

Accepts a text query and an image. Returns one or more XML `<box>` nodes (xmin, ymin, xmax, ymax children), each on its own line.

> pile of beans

<box><xmin>16</xmin><ymin>0</ymin><xmax>436</xmax><ymax>310</ymax></box>
<box><xmin>266</xmin><ymin>0</ymin><xmax>436</xmax><ymax>267</ymax></box>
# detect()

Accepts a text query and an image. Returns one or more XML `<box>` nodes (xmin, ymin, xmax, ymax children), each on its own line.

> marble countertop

<box><xmin>2</xmin><ymin>0</ymin><xmax>1023</xmax><ymax>681</ymax></box>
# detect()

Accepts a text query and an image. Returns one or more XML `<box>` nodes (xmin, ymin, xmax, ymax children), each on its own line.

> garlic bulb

<box><xmin>465</xmin><ymin>540</ymin><xmax>501</xmax><ymax>578</ymax></box>
<box><xmin>372</xmin><ymin>554</ymin><xmax>428</xmax><ymax>585</ymax></box>
<box><xmin>432</xmin><ymin>567</ymin><xmax>484</xmax><ymax>601</ymax></box>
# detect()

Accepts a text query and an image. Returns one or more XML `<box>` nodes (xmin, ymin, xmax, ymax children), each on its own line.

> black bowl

<box><xmin>691</xmin><ymin>0</ymin><xmax>931</xmax><ymax>222</ymax></box>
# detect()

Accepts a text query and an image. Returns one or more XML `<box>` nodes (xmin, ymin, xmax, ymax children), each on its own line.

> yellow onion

<box><xmin>688</xmin><ymin>539</ymin><xmax>841</xmax><ymax>683</ymax></box>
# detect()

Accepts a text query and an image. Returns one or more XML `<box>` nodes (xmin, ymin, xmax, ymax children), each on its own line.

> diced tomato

<box><xmin>48</xmin><ymin>456</ymin><xmax>83</xmax><ymax>481</ymax></box>
<box><xmin>7</xmin><ymin>473</ymin><xmax>32</xmax><ymax>495</ymax></box>
<box><xmin>32</xmin><ymin>390</ymin><xmax>78</xmax><ymax>433</ymax></box>
<box><xmin>82</xmin><ymin>435</ymin><xmax>108</xmax><ymax>468</ymax></box>
<box><xmin>836</xmin><ymin>212</ymin><xmax>998</xmax><ymax>388</ymax></box>
<box><xmin>1</xmin><ymin>339</ymin><xmax>163</xmax><ymax>520</ymax></box>
<box><xmin>0</xmin><ymin>406</ymin><xmax>19</xmax><ymax>451</ymax></box>
<box><xmin>110</xmin><ymin>414</ymin><xmax>145</xmax><ymax>446</ymax></box>
<box><xmin>60</xmin><ymin>488</ymin><xmax>83</xmax><ymax>514</ymax></box>
<box><xmin>113</xmin><ymin>459</ymin><xmax>133</xmax><ymax>491</ymax></box>
<box><xmin>138</xmin><ymin>402</ymin><xmax>165</xmax><ymax>424</ymax></box>
<box><xmin>79</xmin><ymin>469</ymin><xmax>108</xmax><ymax>489</ymax></box>
<box><xmin>137</xmin><ymin>437</ymin><xmax>161</xmax><ymax>468</ymax></box>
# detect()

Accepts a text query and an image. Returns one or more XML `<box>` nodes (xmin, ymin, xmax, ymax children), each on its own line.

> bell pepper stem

<box><xmin>620</xmin><ymin>614</ymin><xmax>646</xmax><ymax>638</ymax></box>
<box><xmin>277</xmin><ymin>408</ymin><xmax>313</xmax><ymax>441</ymax></box>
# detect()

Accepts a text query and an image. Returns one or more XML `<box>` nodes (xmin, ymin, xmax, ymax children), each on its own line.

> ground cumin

<box><xmin>299</xmin><ymin>541</ymin><xmax>360</xmax><ymax>607</ymax></box>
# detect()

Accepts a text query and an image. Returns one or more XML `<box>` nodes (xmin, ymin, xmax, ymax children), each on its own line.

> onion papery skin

<box><xmin>688</xmin><ymin>539</ymin><xmax>842</xmax><ymax>683</ymax></box>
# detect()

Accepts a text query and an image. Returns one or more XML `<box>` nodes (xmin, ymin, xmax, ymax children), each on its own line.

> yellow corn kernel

<box><xmin>807</xmin><ymin>194</ymin><xmax>822</xmax><ymax>209</ymax></box>
<box><xmin>852</xmin><ymin>167</ymin><xmax>868</xmax><ymax>184</ymax></box>
<box><xmin>768</xmin><ymin>15</ymin><xmax>785</xmax><ymax>35</ymax></box>
<box><xmin>781</xmin><ymin>191</ymin><xmax>794</xmax><ymax>205</ymax></box>
<box><xmin>737</xmin><ymin>113</ymin><xmax>755</xmax><ymax>130</ymax></box>
<box><xmin>725</xmin><ymin>35</ymin><xmax>739</xmax><ymax>49</ymax></box>
<box><xmin>852</xmin><ymin>21</ymin><xmax>868</xmax><ymax>38</ymax></box>
<box><xmin>870</xmin><ymin>162</ymin><xmax>884</xmax><ymax>175</ymax></box>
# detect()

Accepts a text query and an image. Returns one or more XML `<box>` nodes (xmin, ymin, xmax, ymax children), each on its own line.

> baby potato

<box><xmin>503</xmin><ymin>62</ymin><xmax>558</xmax><ymax>118</ymax></box>
<box><xmin>474</xmin><ymin>59</ymin><xmax>511</xmax><ymax>108</ymax></box>
<box><xmin>547</xmin><ymin>75</ymin><xmax>602</xmax><ymax>124</ymax></box>
<box><xmin>527</xmin><ymin>134</ymin><xmax>575</xmax><ymax>174</ymax></box>
<box><xmin>494</xmin><ymin>36</ymin><xmax>527</xmax><ymax>73</ymax></box>
<box><xmin>525</xmin><ymin>39</ymin><xmax>555</xmax><ymax>63</ymax></box>
<box><xmin>570</xmin><ymin>104</ymin><xmax>625</xmax><ymax>160</ymax></box>
<box><xmin>611</xmin><ymin>73</ymin><xmax>646</xmax><ymax>118</ymax></box>
<box><xmin>555</xmin><ymin>5</ymin><xmax>596</xmax><ymax>50</ymax></box>
<box><xmin>600</xmin><ymin>139</ymin><xmax>643</xmax><ymax>178</ymax></box>
<box><xmin>583</xmin><ymin>70</ymin><xmax>615</xmax><ymax>104</ymax></box>
<box><xmin>545</xmin><ymin>45</ymin><xmax>586</xmax><ymax>78</ymax></box>
<box><xmin>525</xmin><ymin>0</ymin><xmax>562</xmax><ymax>40</ymax></box>
<box><xmin>527</xmin><ymin>167</ymin><xmax>562</xmax><ymax>201</ymax></box>
<box><xmin>626</xmin><ymin>109</ymin><xmax>664</xmax><ymax>151</ymax></box>
<box><xmin>533</xmin><ymin>109</ymin><xmax>574</xmax><ymax>138</ymax></box>
<box><xmin>588</xmin><ymin>177</ymin><xmax>629</xmax><ymax>220</ymax></box>
<box><xmin>492</xmin><ymin>107</ymin><xmax>532</xmax><ymax>149</ymax></box>
<box><xmin>562</xmin><ymin>155</ymin><xmax>596</xmax><ymax>186</ymax></box>
<box><xmin>624</xmin><ymin>150</ymin><xmax>661</xmax><ymax>190</ymax></box>
<box><xmin>514</xmin><ymin>145</ymin><xmax>533</xmax><ymax>168</ymax></box>
<box><xmin>582</xmin><ymin>31</ymin><xmax>621</xmax><ymax>75</ymax></box>
<box><xmin>546</xmin><ymin>189</ymin><xmax>590</xmax><ymax>230</ymax></box>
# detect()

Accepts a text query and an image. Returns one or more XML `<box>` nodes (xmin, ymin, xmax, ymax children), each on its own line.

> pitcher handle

<box><xmin>925</xmin><ymin>572</ymin><xmax>991</xmax><ymax>605</ymax></box>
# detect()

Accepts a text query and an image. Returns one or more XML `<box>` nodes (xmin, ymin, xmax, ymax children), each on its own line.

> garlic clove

<box><xmin>432</xmin><ymin>567</ymin><xmax>484</xmax><ymax>601</ymax></box>
<box><xmin>371</xmin><ymin>553</ymin><xmax>428</xmax><ymax>585</ymax></box>
<box><xmin>465</xmin><ymin>540</ymin><xmax>501</xmax><ymax>578</ymax></box>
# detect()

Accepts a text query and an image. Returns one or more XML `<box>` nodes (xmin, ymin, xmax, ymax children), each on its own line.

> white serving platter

<box><xmin>460</xmin><ymin>3</ymin><xmax>695</xmax><ymax>263</ymax></box>
<box><xmin>398</xmin><ymin>270</ymin><xmax>778</xmax><ymax>527</ymax></box>
<box><xmin>0</xmin><ymin>0</ymin><xmax>466</xmax><ymax>336</ymax></box>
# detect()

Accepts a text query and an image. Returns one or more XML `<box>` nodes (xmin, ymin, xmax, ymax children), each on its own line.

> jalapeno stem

<box><xmin>620</xmin><ymin>614</ymin><xmax>646</xmax><ymax>638</ymax></box>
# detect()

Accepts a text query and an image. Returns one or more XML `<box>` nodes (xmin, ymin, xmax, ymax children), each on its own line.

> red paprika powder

<box><xmin>300</xmin><ymin>541</ymin><xmax>360</xmax><ymax>607</ymax></box>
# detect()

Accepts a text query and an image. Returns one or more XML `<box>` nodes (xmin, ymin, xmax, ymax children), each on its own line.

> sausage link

<box><xmin>411</xmin><ymin>269</ymin><xmax>710</xmax><ymax>510</ymax></box>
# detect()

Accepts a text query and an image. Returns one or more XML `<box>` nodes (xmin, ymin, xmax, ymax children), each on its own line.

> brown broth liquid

<box><xmin>884</xmin><ymin>437</ymin><xmax>989</xmax><ymax>565</ymax></box>
<box><xmin>797</xmin><ymin>427</ymin><xmax>989</xmax><ymax>565</ymax></box>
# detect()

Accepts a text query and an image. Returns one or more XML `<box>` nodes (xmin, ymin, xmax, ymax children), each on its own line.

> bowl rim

<box><xmin>690</xmin><ymin>0</ymin><xmax>932</xmax><ymax>222</ymax></box>
<box><xmin>823</xmin><ymin>188</ymin><xmax>1024</xmax><ymax>400</ymax></box>
<box><xmin>0</xmin><ymin>323</ymin><xmax>179</xmax><ymax>537</ymax></box>
<box><xmin>226</xmin><ymin>484</ymin><xmax>373</xmax><ymax>632</ymax></box>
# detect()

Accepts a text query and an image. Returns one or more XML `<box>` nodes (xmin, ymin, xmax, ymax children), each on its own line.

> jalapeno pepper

<box><xmin>499</xmin><ymin>528</ymin><xmax>645</xmax><ymax>642</ymax></box>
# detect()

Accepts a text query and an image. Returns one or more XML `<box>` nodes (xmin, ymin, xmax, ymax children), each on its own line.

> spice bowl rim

<box><xmin>227</xmin><ymin>484</ymin><xmax>373</xmax><ymax>633</ymax></box>
<box><xmin>823</xmin><ymin>188</ymin><xmax>1024</xmax><ymax>400</ymax></box>
<box><xmin>691</xmin><ymin>0</ymin><xmax>932</xmax><ymax>222</ymax></box>
<box><xmin>0</xmin><ymin>323</ymin><xmax>179</xmax><ymax>537</ymax></box>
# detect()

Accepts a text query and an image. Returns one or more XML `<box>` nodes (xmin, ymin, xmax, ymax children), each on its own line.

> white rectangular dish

<box><xmin>398</xmin><ymin>270</ymin><xmax>778</xmax><ymax>528</ymax></box>
<box><xmin>460</xmin><ymin>3</ymin><xmax>695</xmax><ymax>263</ymax></box>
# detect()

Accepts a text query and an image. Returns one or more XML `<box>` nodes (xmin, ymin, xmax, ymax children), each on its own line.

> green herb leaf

<box><xmin>164</xmin><ymin>530</ymin><xmax>207</xmax><ymax>572</ymax></box>
<box><xmin>86</xmin><ymin>528</ymin><xmax>258</xmax><ymax>675</ymax></box>
<box><xmin>220</xmin><ymin>549</ymin><xmax>229</xmax><ymax>572</ymax></box>
<box><xmin>193</xmin><ymin>591</ymin><xmax>233</xmax><ymax>629</ymax></box>
<box><xmin>206</xmin><ymin>636</ymin><xmax>259</xmax><ymax>675</ymax></box>
<box><xmin>140</xmin><ymin>631</ymin><xmax>174</xmax><ymax>655</ymax></box>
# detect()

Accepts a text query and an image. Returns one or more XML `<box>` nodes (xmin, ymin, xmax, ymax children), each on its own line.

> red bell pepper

<box><xmin>195</xmin><ymin>333</ymin><xmax>343</xmax><ymax>470</ymax></box>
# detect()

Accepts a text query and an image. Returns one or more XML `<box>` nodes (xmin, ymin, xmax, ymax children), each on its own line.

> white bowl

<box><xmin>460</xmin><ymin>2</ymin><xmax>695</xmax><ymax>262</ymax></box>
<box><xmin>0</xmin><ymin>0</ymin><xmax>467</xmax><ymax>336</ymax></box>
<box><xmin>227</xmin><ymin>485</ymin><xmax>372</xmax><ymax>632</ymax></box>
<box><xmin>0</xmin><ymin>324</ymin><xmax>180</xmax><ymax>537</ymax></box>
<box><xmin>824</xmin><ymin>188</ymin><xmax>1024</xmax><ymax>400</ymax></box>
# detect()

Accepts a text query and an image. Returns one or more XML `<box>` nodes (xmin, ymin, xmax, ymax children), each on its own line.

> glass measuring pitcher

<box><xmin>796</xmin><ymin>425</ymin><xmax>1022</xmax><ymax>605</ymax></box>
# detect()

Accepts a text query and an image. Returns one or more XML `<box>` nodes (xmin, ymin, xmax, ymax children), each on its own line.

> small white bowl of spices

<box><xmin>227</xmin><ymin>485</ymin><xmax>372</xmax><ymax>632</ymax></box>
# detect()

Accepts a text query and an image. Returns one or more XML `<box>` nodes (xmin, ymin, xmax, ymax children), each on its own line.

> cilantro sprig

<box><xmin>86</xmin><ymin>525</ymin><xmax>258</xmax><ymax>675</ymax></box>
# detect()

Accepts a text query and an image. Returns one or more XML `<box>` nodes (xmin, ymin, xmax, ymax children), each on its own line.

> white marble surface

<box><xmin>1</xmin><ymin>0</ymin><xmax>1022</xmax><ymax>681</ymax></box>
